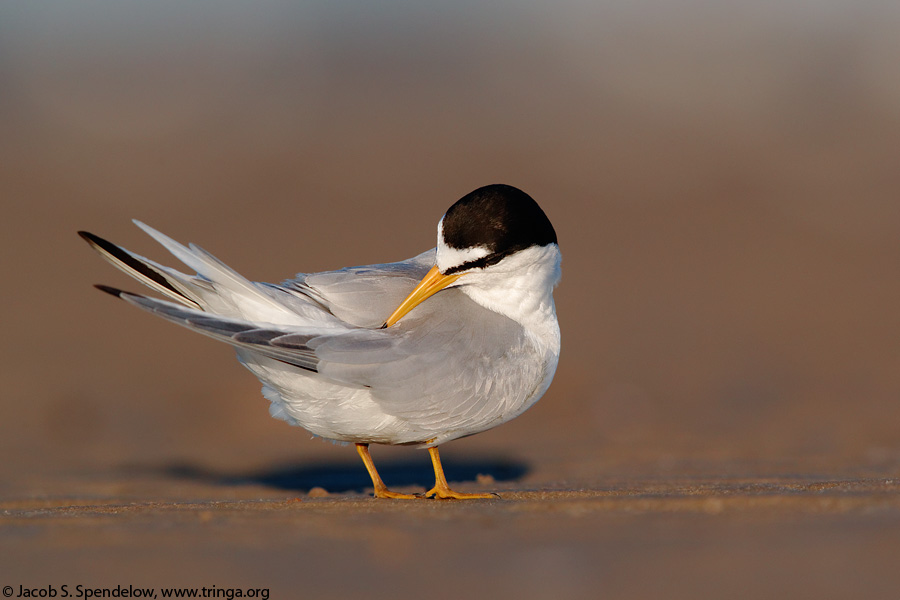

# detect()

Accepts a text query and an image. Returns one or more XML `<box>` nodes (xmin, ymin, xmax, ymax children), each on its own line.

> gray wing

<box><xmin>271</xmin><ymin>249</ymin><xmax>435</xmax><ymax>328</ymax></box>
<box><xmin>84</xmin><ymin>222</ymin><xmax>433</xmax><ymax>328</ymax></box>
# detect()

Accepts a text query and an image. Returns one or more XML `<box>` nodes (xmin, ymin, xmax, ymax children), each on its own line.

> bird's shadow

<box><xmin>143</xmin><ymin>456</ymin><xmax>528</xmax><ymax>495</ymax></box>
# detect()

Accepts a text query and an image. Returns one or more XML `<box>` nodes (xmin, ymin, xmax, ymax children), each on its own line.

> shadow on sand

<box><xmin>141</xmin><ymin>457</ymin><xmax>529</xmax><ymax>495</ymax></box>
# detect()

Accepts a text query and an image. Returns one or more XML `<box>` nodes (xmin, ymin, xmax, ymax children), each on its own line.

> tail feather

<box><xmin>82</xmin><ymin>221</ymin><xmax>307</xmax><ymax>324</ymax></box>
<box><xmin>101</xmin><ymin>286</ymin><xmax>320</xmax><ymax>372</ymax></box>
<box><xmin>132</xmin><ymin>220</ymin><xmax>292</xmax><ymax>317</ymax></box>
<box><xmin>78</xmin><ymin>231</ymin><xmax>202</xmax><ymax>309</ymax></box>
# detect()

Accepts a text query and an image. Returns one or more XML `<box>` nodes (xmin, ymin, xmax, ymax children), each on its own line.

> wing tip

<box><xmin>93</xmin><ymin>284</ymin><xmax>147</xmax><ymax>303</ymax></box>
<box><xmin>78</xmin><ymin>230</ymin><xmax>104</xmax><ymax>247</ymax></box>
<box><xmin>79</xmin><ymin>228</ymin><xmax>202</xmax><ymax>310</ymax></box>
<box><xmin>93</xmin><ymin>283</ymin><xmax>126</xmax><ymax>298</ymax></box>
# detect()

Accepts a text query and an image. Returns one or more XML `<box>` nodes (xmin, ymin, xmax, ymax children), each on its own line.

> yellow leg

<box><xmin>355</xmin><ymin>443</ymin><xmax>419</xmax><ymax>499</ymax></box>
<box><xmin>425</xmin><ymin>446</ymin><xmax>497</xmax><ymax>500</ymax></box>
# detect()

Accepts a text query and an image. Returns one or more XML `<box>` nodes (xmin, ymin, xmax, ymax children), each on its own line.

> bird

<box><xmin>79</xmin><ymin>183</ymin><xmax>561</xmax><ymax>499</ymax></box>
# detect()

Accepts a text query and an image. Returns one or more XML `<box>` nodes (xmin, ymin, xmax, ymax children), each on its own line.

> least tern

<box><xmin>80</xmin><ymin>184</ymin><xmax>560</xmax><ymax>499</ymax></box>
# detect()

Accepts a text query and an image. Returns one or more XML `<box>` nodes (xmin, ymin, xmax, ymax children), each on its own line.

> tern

<box><xmin>79</xmin><ymin>184</ymin><xmax>561</xmax><ymax>499</ymax></box>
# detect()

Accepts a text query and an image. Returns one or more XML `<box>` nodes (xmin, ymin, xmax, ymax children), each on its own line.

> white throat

<box><xmin>451</xmin><ymin>244</ymin><xmax>561</xmax><ymax>351</ymax></box>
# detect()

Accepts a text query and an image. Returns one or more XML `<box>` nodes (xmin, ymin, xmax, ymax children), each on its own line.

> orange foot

<box><xmin>424</xmin><ymin>483</ymin><xmax>498</xmax><ymax>500</ymax></box>
<box><xmin>425</xmin><ymin>446</ymin><xmax>499</xmax><ymax>499</ymax></box>
<box><xmin>371</xmin><ymin>485</ymin><xmax>420</xmax><ymax>500</ymax></box>
<box><xmin>356</xmin><ymin>443</ymin><xmax>421</xmax><ymax>499</ymax></box>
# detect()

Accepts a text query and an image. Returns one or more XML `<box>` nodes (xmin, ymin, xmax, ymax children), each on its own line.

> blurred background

<box><xmin>2</xmin><ymin>0</ymin><xmax>900</xmax><ymax>596</ymax></box>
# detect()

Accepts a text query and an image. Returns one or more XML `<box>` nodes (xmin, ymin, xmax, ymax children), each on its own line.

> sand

<box><xmin>5</xmin><ymin>471</ymin><xmax>900</xmax><ymax>599</ymax></box>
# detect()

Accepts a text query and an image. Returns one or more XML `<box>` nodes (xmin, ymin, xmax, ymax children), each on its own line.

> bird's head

<box><xmin>384</xmin><ymin>184</ymin><xmax>559</xmax><ymax>328</ymax></box>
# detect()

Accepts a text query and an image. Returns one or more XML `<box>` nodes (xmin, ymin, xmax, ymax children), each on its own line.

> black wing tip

<box><xmin>78</xmin><ymin>230</ymin><xmax>107</xmax><ymax>247</ymax></box>
<box><xmin>80</xmin><ymin>228</ymin><xmax>201</xmax><ymax>309</ymax></box>
<box><xmin>94</xmin><ymin>284</ymin><xmax>127</xmax><ymax>298</ymax></box>
<box><xmin>79</xmin><ymin>230</ymin><xmax>128</xmax><ymax>258</ymax></box>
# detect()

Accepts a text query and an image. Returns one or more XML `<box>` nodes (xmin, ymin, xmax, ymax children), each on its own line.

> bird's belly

<box><xmin>237</xmin><ymin>341</ymin><xmax>557</xmax><ymax>447</ymax></box>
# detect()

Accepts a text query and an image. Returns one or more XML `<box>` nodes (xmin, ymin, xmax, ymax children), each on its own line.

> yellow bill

<box><xmin>383</xmin><ymin>265</ymin><xmax>461</xmax><ymax>327</ymax></box>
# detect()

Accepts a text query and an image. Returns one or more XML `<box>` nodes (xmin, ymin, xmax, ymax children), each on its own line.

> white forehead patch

<box><xmin>436</xmin><ymin>219</ymin><xmax>491</xmax><ymax>272</ymax></box>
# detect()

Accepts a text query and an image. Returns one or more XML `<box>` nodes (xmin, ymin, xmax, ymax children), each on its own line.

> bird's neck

<box><xmin>458</xmin><ymin>245</ymin><xmax>561</xmax><ymax>352</ymax></box>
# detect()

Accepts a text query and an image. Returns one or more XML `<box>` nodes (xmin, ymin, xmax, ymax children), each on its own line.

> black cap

<box><xmin>440</xmin><ymin>184</ymin><xmax>557</xmax><ymax>274</ymax></box>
